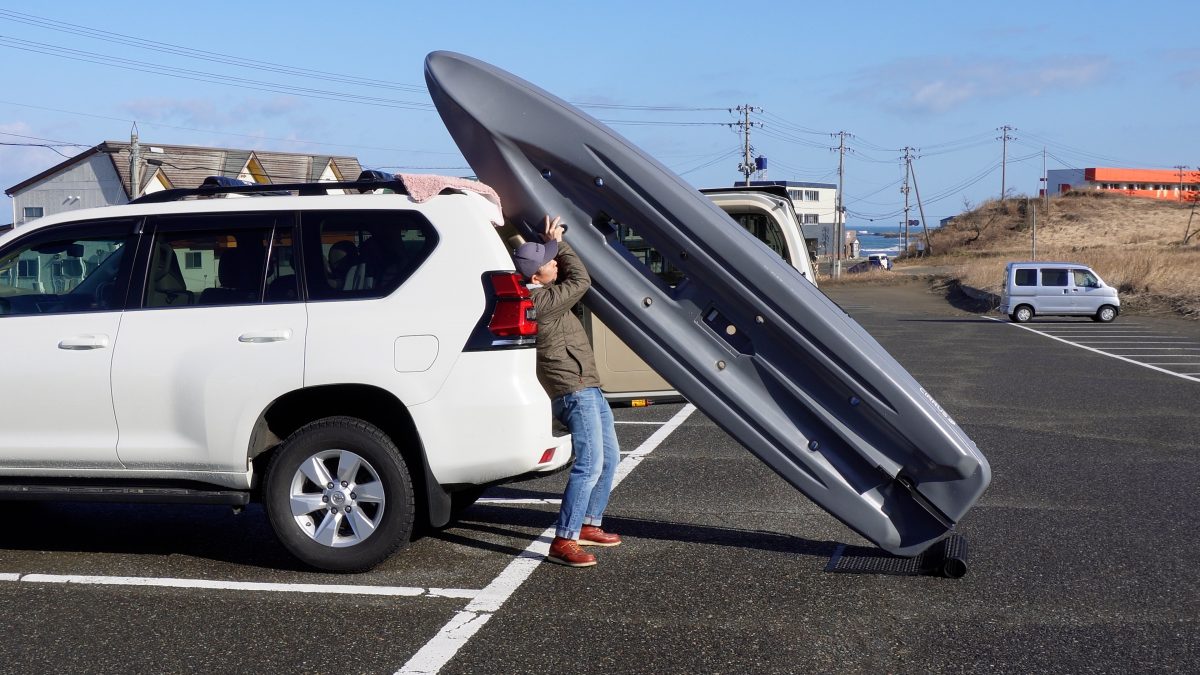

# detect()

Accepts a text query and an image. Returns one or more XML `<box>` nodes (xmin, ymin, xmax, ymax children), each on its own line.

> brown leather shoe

<box><xmin>547</xmin><ymin>537</ymin><xmax>596</xmax><ymax>567</ymax></box>
<box><xmin>578</xmin><ymin>525</ymin><xmax>621</xmax><ymax>547</ymax></box>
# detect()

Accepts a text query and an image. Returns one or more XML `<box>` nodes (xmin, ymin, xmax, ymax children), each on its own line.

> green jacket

<box><xmin>529</xmin><ymin>241</ymin><xmax>602</xmax><ymax>399</ymax></box>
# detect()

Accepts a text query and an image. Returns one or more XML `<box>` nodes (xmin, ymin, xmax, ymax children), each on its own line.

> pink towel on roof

<box><xmin>397</xmin><ymin>173</ymin><xmax>504</xmax><ymax>225</ymax></box>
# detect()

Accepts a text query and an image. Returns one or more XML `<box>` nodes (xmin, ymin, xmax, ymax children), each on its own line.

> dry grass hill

<box><xmin>893</xmin><ymin>191</ymin><xmax>1200</xmax><ymax>318</ymax></box>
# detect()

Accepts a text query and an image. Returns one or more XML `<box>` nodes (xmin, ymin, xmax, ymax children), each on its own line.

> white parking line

<box><xmin>476</xmin><ymin>498</ymin><xmax>562</xmax><ymax>505</ymax></box>
<box><xmin>2</xmin><ymin>574</ymin><xmax>478</xmax><ymax>598</ymax></box>
<box><xmin>614</xmin><ymin>420</ymin><xmax>673</xmax><ymax>425</ymax></box>
<box><xmin>1064</xmin><ymin>334</ymin><xmax>1192</xmax><ymax>338</ymax></box>
<box><xmin>988</xmin><ymin>317</ymin><xmax>1200</xmax><ymax>383</ymax></box>
<box><xmin>398</xmin><ymin>404</ymin><xmax>697</xmax><ymax>675</ymax></box>
<box><xmin>1070</xmin><ymin>341</ymin><xmax>1195</xmax><ymax>345</ymax></box>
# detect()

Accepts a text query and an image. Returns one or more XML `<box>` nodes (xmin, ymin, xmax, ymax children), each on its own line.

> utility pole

<box><xmin>1183</xmin><ymin>192</ymin><xmax>1198</xmax><ymax>244</ymax></box>
<box><xmin>831</xmin><ymin>131</ymin><xmax>851</xmax><ymax>277</ymax></box>
<box><xmin>731</xmin><ymin>105</ymin><xmax>762</xmax><ymax>186</ymax></box>
<box><xmin>1042</xmin><ymin>147</ymin><xmax>1049</xmax><ymax>214</ymax></box>
<box><xmin>997</xmin><ymin>125</ymin><xmax>1016</xmax><ymax>201</ymax></box>
<box><xmin>909</xmin><ymin>156</ymin><xmax>933</xmax><ymax>256</ymax></box>
<box><xmin>901</xmin><ymin>147</ymin><xmax>914</xmax><ymax>256</ymax></box>
<box><xmin>1175</xmin><ymin>165</ymin><xmax>1190</xmax><ymax>202</ymax></box>
<box><xmin>129</xmin><ymin>122</ymin><xmax>141</xmax><ymax>200</ymax></box>
<box><xmin>1030</xmin><ymin>198</ymin><xmax>1038</xmax><ymax>260</ymax></box>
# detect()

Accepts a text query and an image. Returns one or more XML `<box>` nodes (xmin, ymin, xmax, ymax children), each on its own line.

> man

<box><xmin>513</xmin><ymin>215</ymin><xmax>622</xmax><ymax>568</ymax></box>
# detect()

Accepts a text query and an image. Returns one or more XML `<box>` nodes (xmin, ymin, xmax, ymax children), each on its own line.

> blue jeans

<box><xmin>552</xmin><ymin>387</ymin><xmax>620</xmax><ymax>540</ymax></box>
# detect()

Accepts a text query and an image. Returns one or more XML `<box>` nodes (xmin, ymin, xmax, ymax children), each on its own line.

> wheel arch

<box><xmin>248</xmin><ymin>384</ymin><xmax>451</xmax><ymax>528</ymax></box>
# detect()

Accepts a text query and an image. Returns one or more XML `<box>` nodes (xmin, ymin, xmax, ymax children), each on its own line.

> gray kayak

<box><xmin>425</xmin><ymin>50</ymin><xmax>990</xmax><ymax>556</ymax></box>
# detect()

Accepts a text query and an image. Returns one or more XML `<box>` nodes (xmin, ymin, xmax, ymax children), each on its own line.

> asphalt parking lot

<box><xmin>1</xmin><ymin>278</ymin><xmax>1196</xmax><ymax>674</ymax></box>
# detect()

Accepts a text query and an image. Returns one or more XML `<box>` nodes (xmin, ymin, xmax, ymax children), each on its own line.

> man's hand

<box><xmin>542</xmin><ymin>215</ymin><xmax>565</xmax><ymax>243</ymax></box>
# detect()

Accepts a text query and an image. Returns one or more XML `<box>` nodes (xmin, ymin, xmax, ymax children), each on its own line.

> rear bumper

<box><xmin>408</xmin><ymin>350</ymin><xmax>571</xmax><ymax>485</ymax></box>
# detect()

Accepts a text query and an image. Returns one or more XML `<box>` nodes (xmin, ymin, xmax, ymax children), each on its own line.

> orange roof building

<box><xmin>1046</xmin><ymin>167</ymin><xmax>1199</xmax><ymax>202</ymax></box>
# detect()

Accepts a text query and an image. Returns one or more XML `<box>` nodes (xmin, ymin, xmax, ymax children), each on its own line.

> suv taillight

<box><xmin>463</xmin><ymin>272</ymin><xmax>538</xmax><ymax>350</ymax></box>
<box><xmin>488</xmin><ymin>273</ymin><xmax>537</xmax><ymax>337</ymax></box>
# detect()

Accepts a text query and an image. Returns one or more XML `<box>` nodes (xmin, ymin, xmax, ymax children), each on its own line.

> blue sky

<box><xmin>1</xmin><ymin>1</ymin><xmax>1196</xmax><ymax>227</ymax></box>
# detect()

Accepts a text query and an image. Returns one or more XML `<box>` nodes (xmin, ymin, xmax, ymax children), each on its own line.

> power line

<box><xmin>765</xmin><ymin>158</ymin><xmax>836</xmax><ymax>180</ymax></box>
<box><xmin>0</xmin><ymin>98</ymin><xmax>460</xmax><ymax>156</ymax></box>
<box><xmin>600</xmin><ymin>119</ymin><xmax>729</xmax><ymax>127</ymax></box>
<box><xmin>843</xmin><ymin>177</ymin><xmax>903</xmax><ymax>205</ymax></box>
<box><xmin>676</xmin><ymin>148</ymin><xmax>741</xmax><ymax>177</ymax></box>
<box><xmin>0</xmin><ymin>130</ymin><xmax>88</xmax><ymax>146</ymax></box>
<box><xmin>755</xmin><ymin>127</ymin><xmax>831</xmax><ymax>150</ymax></box>
<box><xmin>753</xmin><ymin>111</ymin><xmax>829</xmax><ymax>136</ymax></box>
<box><xmin>1013</xmin><ymin>132</ymin><xmax>1156</xmax><ymax>169</ymax></box>
<box><xmin>920</xmin><ymin>130</ymin><xmax>995</xmax><ymax>150</ymax></box>
<box><xmin>0</xmin><ymin>9</ymin><xmax>426</xmax><ymax>92</ymax></box>
<box><xmin>0</xmin><ymin>10</ymin><xmax>737</xmax><ymax>117</ymax></box>
<box><xmin>575</xmin><ymin>102</ymin><xmax>729</xmax><ymax>112</ymax></box>
<box><xmin>0</xmin><ymin>36</ymin><xmax>436</xmax><ymax>110</ymax></box>
<box><xmin>0</xmin><ymin>141</ymin><xmax>77</xmax><ymax>157</ymax></box>
<box><xmin>2</xmin><ymin>9</ymin><xmax>1184</xmax><ymax>217</ymax></box>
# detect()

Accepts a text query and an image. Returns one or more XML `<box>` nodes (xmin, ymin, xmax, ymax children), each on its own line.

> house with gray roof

<box><xmin>5</xmin><ymin>140</ymin><xmax>362</xmax><ymax>228</ymax></box>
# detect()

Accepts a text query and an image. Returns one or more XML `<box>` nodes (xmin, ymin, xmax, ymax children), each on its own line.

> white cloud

<box><xmin>0</xmin><ymin>121</ymin><xmax>33</xmax><ymax>135</ymax></box>
<box><xmin>842</xmin><ymin>56</ymin><xmax>1110</xmax><ymax>115</ymax></box>
<box><xmin>0</xmin><ymin>120</ymin><xmax>79</xmax><ymax>183</ymax></box>
<box><xmin>1174</xmin><ymin>68</ymin><xmax>1200</xmax><ymax>88</ymax></box>
<box><xmin>117</xmin><ymin>96</ymin><xmax>310</xmax><ymax>131</ymax></box>
<box><xmin>909</xmin><ymin>80</ymin><xmax>977</xmax><ymax>113</ymax></box>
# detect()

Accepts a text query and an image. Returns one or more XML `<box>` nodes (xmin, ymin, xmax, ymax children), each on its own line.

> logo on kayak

<box><xmin>920</xmin><ymin>387</ymin><xmax>956</xmax><ymax>425</ymax></box>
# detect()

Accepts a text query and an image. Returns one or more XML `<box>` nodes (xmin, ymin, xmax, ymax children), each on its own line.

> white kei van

<box><xmin>999</xmin><ymin>261</ymin><xmax>1120</xmax><ymax>323</ymax></box>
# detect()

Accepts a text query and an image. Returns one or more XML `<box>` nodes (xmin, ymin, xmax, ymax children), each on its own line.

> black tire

<box><xmin>264</xmin><ymin>416</ymin><xmax>414</xmax><ymax>572</ymax></box>
<box><xmin>1010</xmin><ymin>305</ymin><xmax>1034</xmax><ymax>323</ymax></box>
<box><xmin>1094</xmin><ymin>305</ymin><xmax>1117</xmax><ymax>323</ymax></box>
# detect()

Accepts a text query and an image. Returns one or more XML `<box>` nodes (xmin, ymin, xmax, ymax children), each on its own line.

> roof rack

<box><xmin>130</xmin><ymin>170</ymin><xmax>408</xmax><ymax>204</ymax></box>
<box><xmin>698</xmin><ymin>184</ymin><xmax>792</xmax><ymax>202</ymax></box>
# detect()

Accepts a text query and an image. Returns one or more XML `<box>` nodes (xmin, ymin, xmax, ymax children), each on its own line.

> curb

<box><xmin>953</xmin><ymin>280</ymin><xmax>1001</xmax><ymax>312</ymax></box>
<box><xmin>958</xmin><ymin>283</ymin><xmax>1000</xmax><ymax>305</ymax></box>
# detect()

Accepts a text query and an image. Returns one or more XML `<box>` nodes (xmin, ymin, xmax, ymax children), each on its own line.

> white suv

<box><xmin>0</xmin><ymin>174</ymin><xmax>571</xmax><ymax>571</ymax></box>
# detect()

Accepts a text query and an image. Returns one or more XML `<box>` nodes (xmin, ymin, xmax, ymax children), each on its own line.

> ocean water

<box><xmin>853</xmin><ymin>223</ymin><xmax>935</xmax><ymax>255</ymax></box>
<box><xmin>854</xmin><ymin>224</ymin><xmax>902</xmax><ymax>255</ymax></box>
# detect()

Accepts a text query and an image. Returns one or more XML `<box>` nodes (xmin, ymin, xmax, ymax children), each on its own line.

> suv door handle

<box><xmin>58</xmin><ymin>334</ymin><xmax>110</xmax><ymax>350</ymax></box>
<box><xmin>238</xmin><ymin>329</ymin><xmax>292</xmax><ymax>344</ymax></box>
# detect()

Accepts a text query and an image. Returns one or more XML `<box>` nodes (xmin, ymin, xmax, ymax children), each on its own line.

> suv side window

<box><xmin>1040</xmin><ymin>269</ymin><xmax>1068</xmax><ymax>287</ymax></box>
<box><xmin>301</xmin><ymin>210</ymin><xmax>438</xmax><ymax>301</ymax></box>
<box><xmin>1013</xmin><ymin>268</ymin><xmax>1036</xmax><ymax>286</ymax></box>
<box><xmin>0</xmin><ymin>220</ymin><xmax>137</xmax><ymax>317</ymax></box>
<box><xmin>142</xmin><ymin>213</ymin><xmax>287</xmax><ymax>308</ymax></box>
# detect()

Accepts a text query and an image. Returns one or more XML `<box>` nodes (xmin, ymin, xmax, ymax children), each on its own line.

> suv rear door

<box><xmin>110</xmin><ymin>212</ymin><xmax>306</xmax><ymax>472</ymax></box>
<box><xmin>0</xmin><ymin>220</ymin><xmax>137</xmax><ymax>468</ymax></box>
